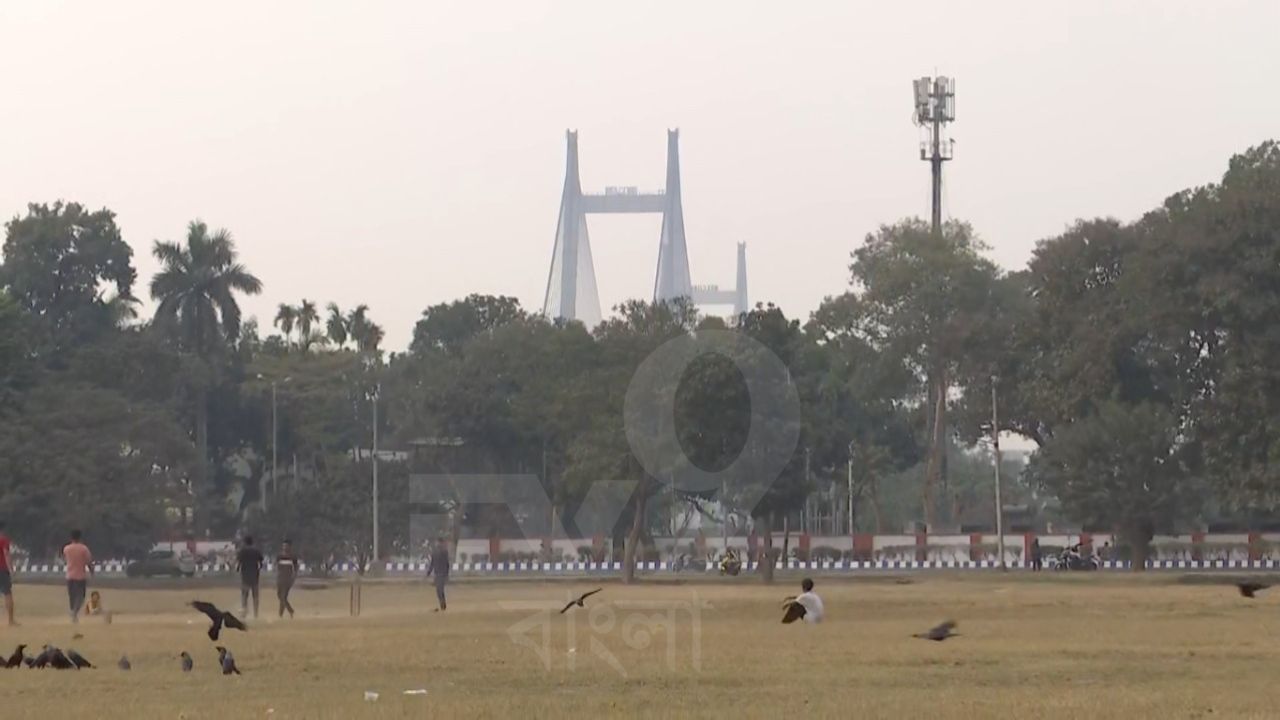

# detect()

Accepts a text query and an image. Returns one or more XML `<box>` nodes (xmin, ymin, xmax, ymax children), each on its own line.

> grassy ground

<box><xmin>0</xmin><ymin>572</ymin><xmax>1276</xmax><ymax>719</ymax></box>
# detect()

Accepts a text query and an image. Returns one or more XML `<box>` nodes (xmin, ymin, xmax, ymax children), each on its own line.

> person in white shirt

<box><xmin>782</xmin><ymin>578</ymin><xmax>825</xmax><ymax>624</ymax></box>
<box><xmin>795</xmin><ymin>578</ymin><xmax>824</xmax><ymax>623</ymax></box>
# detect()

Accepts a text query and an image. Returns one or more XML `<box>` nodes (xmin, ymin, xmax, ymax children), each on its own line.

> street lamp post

<box><xmin>992</xmin><ymin>376</ymin><xmax>1006</xmax><ymax>570</ymax></box>
<box><xmin>258</xmin><ymin>375</ymin><xmax>291</xmax><ymax>511</ymax></box>
<box><xmin>847</xmin><ymin>440</ymin><xmax>855</xmax><ymax>536</ymax></box>
<box><xmin>372</xmin><ymin>384</ymin><xmax>380</xmax><ymax>566</ymax></box>
<box><xmin>271</xmin><ymin>382</ymin><xmax>278</xmax><ymax>502</ymax></box>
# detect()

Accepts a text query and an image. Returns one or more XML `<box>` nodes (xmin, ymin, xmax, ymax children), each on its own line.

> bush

<box><xmin>811</xmin><ymin>546</ymin><xmax>842</xmax><ymax>562</ymax></box>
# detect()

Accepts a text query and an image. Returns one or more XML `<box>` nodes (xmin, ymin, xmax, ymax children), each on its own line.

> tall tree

<box><xmin>347</xmin><ymin>305</ymin><xmax>384</xmax><ymax>354</ymax></box>
<box><xmin>296</xmin><ymin>299</ymin><xmax>320</xmax><ymax>351</ymax></box>
<box><xmin>846</xmin><ymin>219</ymin><xmax>1005</xmax><ymax>526</ymax></box>
<box><xmin>1137</xmin><ymin>141</ymin><xmax>1280</xmax><ymax>510</ymax></box>
<box><xmin>1026</xmin><ymin>401</ymin><xmax>1200</xmax><ymax>567</ymax></box>
<box><xmin>0</xmin><ymin>291</ymin><xmax>32</xmax><ymax>405</ymax></box>
<box><xmin>325</xmin><ymin>302</ymin><xmax>349</xmax><ymax>348</ymax></box>
<box><xmin>274</xmin><ymin>303</ymin><xmax>297</xmax><ymax>348</ymax></box>
<box><xmin>0</xmin><ymin>201</ymin><xmax>136</xmax><ymax>358</ymax></box>
<box><xmin>150</xmin><ymin>221</ymin><xmax>262</xmax><ymax>526</ymax></box>
<box><xmin>411</xmin><ymin>294</ymin><xmax>526</xmax><ymax>356</ymax></box>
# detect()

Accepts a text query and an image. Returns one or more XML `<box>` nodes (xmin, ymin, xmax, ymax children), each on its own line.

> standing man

<box><xmin>63</xmin><ymin>529</ymin><xmax>93</xmax><ymax>623</ymax></box>
<box><xmin>426</xmin><ymin>536</ymin><xmax>450</xmax><ymax>612</ymax></box>
<box><xmin>236</xmin><ymin>536</ymin><xmax>264</xmax><ymax>619</ymax></box>
<box><xmin>1030</xmin><ymin>538</ymin><xmax>1043</xmax><ymax>572</ymax></box>
<box><xmin>275</xmin><ymin>539</ymin><xmax>298</xmax><ymax>619</ymax></box>
<box><xmin>0</xmin><ymin>521</ymin><xmax>15</xmax><ymax>626</ymax></box>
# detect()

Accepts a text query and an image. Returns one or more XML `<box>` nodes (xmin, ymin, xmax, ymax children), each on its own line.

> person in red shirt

<box><xmin>62</xmin><ymin>529</ymin><xmax>93</xmax><ymax>624</ymax></box>
<box><xmin>0</xmin><ymin>520</ymin><xmax>14</xmax><ymax>626</ymax></box>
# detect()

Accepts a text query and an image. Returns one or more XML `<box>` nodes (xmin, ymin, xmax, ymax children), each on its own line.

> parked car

<box><xmin>126</xmin><ymin>549</ymin><xmax>197</xmax><ymax>578</ymax></box>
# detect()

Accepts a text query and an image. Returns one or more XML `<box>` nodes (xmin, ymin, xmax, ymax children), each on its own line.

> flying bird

<box><xmin>216</xmin><ymin>646</ymin><xmax>241</xmax><ymax>675</ymax></box>
<box><xmin>780</xmin><ymin>596</ymin><xmax>807</xmax><ymax>624</ymax></box>
<box><xmin>190</xmin><ymin>600</ymin><xmax>249</xmax><ymax>641</ymax></box>
<box><xmin>66</xmin><ymin>649</ymin><xmax>94</xmax><ymax>669</ymax></box>
<box><xmin>914</xmin><ymin>620</ymin><xmax>960</xmax><ymax>642</ymax></box>
<box><xmin>47</xmin><ymin>646</ymin><xmax>76</xmax><ymax>670</ymax></box>
<box><xmin>180</xmin><ymin>652</ymin><xmax>193</xmax><ymax>672</ymax></box>
<box><xmin>117</xmin><ymin>655</ymin><xmax>131</xmax><ymax>671</ymax></box>
<box><xmin>5</xmin><ymin>644</ymin><xmax>26</xmax><ymax>669</ymax></box>
<box><xmin>1237</xmin><ymin>581</ymin><xmax>1269</xmax><ymax>599</ymax></box>
<box><xmin>560</xmin><ymin>588</ymin><xmax>603</xmax><ymax>614</ymax></box>
<box><xmin>30</xmin><ymin>646</ymin><xmax>54</xmax><ymax>669</ymax></box>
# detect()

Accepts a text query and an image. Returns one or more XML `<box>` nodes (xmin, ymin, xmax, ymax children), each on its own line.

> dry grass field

<box><xmin>1</xmin><ymin>572</ymin><xmax>1277</xmax><ymax>719</ymax></box>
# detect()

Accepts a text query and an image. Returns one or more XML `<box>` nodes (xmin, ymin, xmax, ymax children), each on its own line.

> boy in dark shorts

<box><xmin>276</xmin><ymin>539</ymin><xmax>298</xmax><ymax>618</ymax></box>
<box><xmin>236</xmin><ymin>536</ymin><xmax>265</xmax><ymax>618</ymax></box>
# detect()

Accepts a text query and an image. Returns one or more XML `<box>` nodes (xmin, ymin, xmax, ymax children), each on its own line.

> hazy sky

<box><xmin>2</xmin><ymin>1</ymin><xmax>1277</xmax><ymax>349</ymax></box>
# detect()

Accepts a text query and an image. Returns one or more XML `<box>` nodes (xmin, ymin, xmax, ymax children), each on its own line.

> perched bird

<box><xmin>914</xmin><ymin>620</ymin><xmax>960</xmax><ymax>642</ymax></box>
<box><xmin>117</xmin><ymin>655</ymin><xmax>132</xmax><ymax>671</ymax></box>
<box><xmin>559</xmin><ymin>588</ymin><xmax>603</xmax><ymax>614</ymax></box>
<box><xmin>66</xmin><ymin>649</ymin><xmax>94</xmax><ymax>669</ymax></box>
<box><xmin>215</xmin><ymin>646</ymin><xmax>241</xmax><ymax>675</ymax></box>
<box><xmin>5</xmin><ymin>644</ymin><xmax>26</xmax><ymax>669</ymax></box>
<box><xmin>180</xmin><ymin>652</ymin><xmax>193</xmax><ymax>672</ymax></box>
<box><xmin>1237</xmin><ymin>581</ymin><xmax>1269</xmax><ymax>599</ymax></box>
<box><xmin>190</xmin><ymin>600</ymin><xmax>249</xmax><ymax>641</ymax></box>
<box><xmin>780</xmin><ymin>597</ymin><xmax>807</xmax><ymax>624</ymax></box>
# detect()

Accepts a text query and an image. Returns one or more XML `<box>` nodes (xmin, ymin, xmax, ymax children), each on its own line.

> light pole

<box><xmin>847</xmin><ymin>440</ymin><xmax>855</xmax><ymax>536</ymax></box>
<box><xmin>271</xmin><ymin>382</ymin><xmax>278</xmax><ymax>501</ymax></box>
<box><xmin>371</xmin><ymin>383</ymin><xmax>380</xmax><ymax>566</ymax></box>
<box><xmin>991</xmin><ymin>376</ymin><xmax>1006</xmax><ymax>570</ymax></box>
<box><xmin>257</xmin><ymin>374</ymin><xmax>291</xmax><ymax>510</ymax></box>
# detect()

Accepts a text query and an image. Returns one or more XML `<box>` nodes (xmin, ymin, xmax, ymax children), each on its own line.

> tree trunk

<box><xmin>623</xmin><ymin>476</ymin><xmax>651</xmax><ymax>584</ymax></box>
<box><xmin>194</xmin><ymin>386</ymin><xmax>209</xmax><ymax>534</ymax></box>
<box><xmin>782</xmin><ymin>515</ymin><xmax>791</xmax><ymax>564</ymax></box>
<box><xmin>1124</xmin><ymin>521</ymin><xmax>1153</xmax><ymax>572</ymax></box>
<box><xmin>759</xmin><ymin>513</ymin><xmax>775</xmax><ymax>584</ymax></box>
<box><xmin>926</xmin><ymin>371</ymin><xmax>947</xmax><ymax>525</ymax></box>
<box><xmin>869</xmin><ymin>475</ymin><xmax>883</xmax><ymax>534</ymax></box>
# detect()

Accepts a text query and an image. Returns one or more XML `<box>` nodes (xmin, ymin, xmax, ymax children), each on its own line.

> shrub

<box><xmin>811</xmin><ymin>546</ymin><xmax>842</xmax><ymax>562</ymax></box>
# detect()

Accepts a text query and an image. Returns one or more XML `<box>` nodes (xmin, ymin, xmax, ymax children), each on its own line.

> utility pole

<box><xmin>847</xmin><ymin>441</ymin><xmax>855</xmax><ymax>536</ymax></box>
<box><xmin>992</xmin><ymin>376</ymin><xmax>1006</xmax><ymax>570</ymax></box>
<box><xmin>372</xmin><ymin>384</ymin><xmax>380</xmax><ymax>567</ymax></box>
<box><xmin>270</xmin><ymin>381</ymin><xmax>277</xmax><ymax>506</ymax></box>
<box><xmin>803</xmin><ymin>448</ymin><xmax>811</xmax><ymax>533</ymax></box>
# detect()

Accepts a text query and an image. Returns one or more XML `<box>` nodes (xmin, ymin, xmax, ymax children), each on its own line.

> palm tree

<box><xmin>347</xmin><ymin>305</ymin><xmax>384</xmax><ymax>354</ymax></box>
<box><xmin>150</xmin><ymin>220</ymin><xmax>262</xmax><ymax>526</ymax></box>
<box><xmin>297</xmin><ymin>299</ymin><xmax>319</xmax><ymax>351</ymax></box>
<box><xmin>274</xmin><ymin>303</ymin><xmax>297</xmax><ymax>347</ymax></box>
<box><xmin>325</xmin><ymin>302</ymin><xmax>349</xmax><ymax>348</ymax></box>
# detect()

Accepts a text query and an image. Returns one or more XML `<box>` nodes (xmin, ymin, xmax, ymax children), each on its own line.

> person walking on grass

<box><xmin>426</xmin><ymin>536</ymin><xmax>450</xmax><ymax>611</ymax></box>
<box><xmin>63</xmin><ymin>529</ymin><xmax>93</xmax><ymax>624</ymax></box>
<box><xmin>276</xmin><ymin>539</ymin><xmax>298</xmax><ymax>619</ymax></box>
<box><xmin>0</xmin><ymin>521</ymin><xmax>15</xmax><ymax>626</ymax></box>
<box><xmin>236</xmin><ymin>536</ymin><xmax>264</xmax><ymax>619</ymax></box>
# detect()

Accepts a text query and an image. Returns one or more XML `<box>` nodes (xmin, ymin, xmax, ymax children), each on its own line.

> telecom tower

<box><xmin>543</xmin><ymin>130</ymin><xmax>744</xmax><ymax>326</ymax></box>
<box><xmin>913</xmin><ymin>76</ymin><xmax>955</xmax><ymax>234</ymax></box>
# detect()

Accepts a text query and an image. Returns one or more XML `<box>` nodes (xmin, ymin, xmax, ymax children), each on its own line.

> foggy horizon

<box><xmin>2</xmin><ymin>1</ymin><xmax>1277</xmax><ymax>349</ymax></box>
